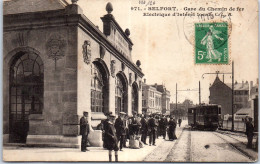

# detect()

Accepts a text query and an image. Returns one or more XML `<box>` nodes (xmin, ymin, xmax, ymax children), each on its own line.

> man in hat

<box><xmin>105</xmin><ymin>114</ymin><xmax>119</xmax><ymax>162</ymax></box>
<box><xmin>115</xmin><ymin>112</ymin><xmax>126</xmax><ymax>151</ymax></box>
<box><xmin>141</xmin><ymin>114</ymin><xmax>148</xmax><ymax>144</ymax></box>
<box><xmin>103</xmin><ymin>112</ymin><xmax>112</xmax><ymax>149</ymax></box>
<box><xmin>148</xmin><ymin>114</ymin><xmax>157</xmax><ymax>146</ymax></box>
<box><xmin>159</xmin><ymin>115</ymin><xmax>167</xmax><ymax>139</ymax></box>
<box><xmin>245</xmin><ymin>117</ymin><xmax>254</xmax><ymax>148</ymax></box>
<box><xmin>80</xmin><ymin>111</ymin><xmax>90</xmax><ymax>152</ymax></box>
<box><xmin>130</xmin><ymin>111</ymin><xmax>141</xmax><ymax>135</ymax></box>
<box><xmin>178</xmin><ymin>118</ymin><xmax>182</xmax><ymax>127</ymax></box>
<box><xmin>124</xmin><ymin>115</ymin><xmax>129</xmax><ymax>147</ymax></box>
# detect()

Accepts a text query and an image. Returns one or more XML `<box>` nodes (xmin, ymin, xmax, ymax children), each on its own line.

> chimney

<box><xmin>257</xmin><ymin>78</ymin><xmax>259</xmax><ymax>85</ymax></box>
<box><xmin>250</xmin><ymin>81</ymin><xmax>253</xmax><ymax>90</ymax></box>
<box><xmin>144</xmin><ymin>78</ymin><xmax>146</xmax><ymax>84</ymax></box>
<box><xmin>242</xmin><ymin>80</ymin><xmax>244</xmax><ymax>87</ymax></box>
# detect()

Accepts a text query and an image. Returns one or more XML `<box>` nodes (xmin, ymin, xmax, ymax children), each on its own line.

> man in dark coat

<box><xmin>104</xmin><ymin>114</ymin><xmax>119</xmax><ymax>162</ymax></box>
<box><xmin>124</xmin><ymin>115</ymin><xmax>129</xmax><ymax>147</ymax></box>
<box><xmin>140</xmin><ymin>114</ymin><xmax>148</xmax><ymax>144</ymax></box>
<box><xmin>129</xmin><ymin>111</ymin><xmax>141</xmax><ymax>135</ymax></box>
<box><xmin>80</xmin><ymin>111</ymin><xmax>90</xmax><ymax>152</ymax></box>
<box><xmin>103</xmin><ymin>112</ymin><xmax>112</xmax><ymax>149</ymax></box>
<box><xmin>245</xmin><ymin>117</ymin><xmax>254</xmax><ymax>148</ymax></box>
<box><xmin>148</xmin><ymin>114</ymin><xmax>157</xmax><ymax>146</ymax></box>
<box><xmin>115</xmin><ymin>112</ymin><xmax>126</xmax><ymax>151</ymax></box>
<box><xmin>159</xmin><ymin>115</ymin><xmax>167</xmax><ymax>139</ymax></box>
<box><xmin>178</xmin><ymin>118</ymin><xmax>182</xmax><ymax>127</ymax></box>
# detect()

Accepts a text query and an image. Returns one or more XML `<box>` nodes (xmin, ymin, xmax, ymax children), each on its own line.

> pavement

<box><xmin>5</xmin><ymin>120</ymin><xmax>257</xmax><ymax>162</ymax></box>
<box><xmin>3</xmin><ymin>121</ymin><xmax>187</xmax><ymax>162</ymax></box>
<box><xmin>3</xmin><ymin>139</ymin><xmax>163</xmax><ymax>162</ymax></box>
<box><xmin>215</xmin><ymin>130</ymin><xmax>258</xmax><ymax>161</ymax></box>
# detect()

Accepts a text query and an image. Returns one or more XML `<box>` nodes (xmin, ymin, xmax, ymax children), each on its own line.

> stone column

<box><xmin>109</xmin><ymin>75</ymin><xmax>116</xmax><ymax>114</ymax></box>
<box><xmin>128</xmin><ymin>85</ymin><xmax>132</xmax><ymax>116</ymax></box>
<box><xmin>138</xmin><ymin>85</ymin><xmax>142</xmax><ymax>114</ymax></box>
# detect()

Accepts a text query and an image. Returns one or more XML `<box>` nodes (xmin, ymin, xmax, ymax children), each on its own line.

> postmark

<box><xmin>195</xmin><ymin>22</ymin><xmax>229</xmax><ymax>64</ymax></box>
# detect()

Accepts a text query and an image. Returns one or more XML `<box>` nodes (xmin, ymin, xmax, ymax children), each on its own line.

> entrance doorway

<box><xmin>9</xmin><ymin>52</ymin><xmax>43</xmax><ymax>143</ymax></box>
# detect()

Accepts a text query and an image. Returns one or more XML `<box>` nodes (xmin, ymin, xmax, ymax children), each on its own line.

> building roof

<box><xmin>235</xmin><ymin>107</ymin><xmax>252</xmax><ymax>115</ymax></box>
<box><xmin>226</xmin><ymin>82</ymin><xmax>249</xmax><ymax>90</ymax></box>
<box><xmin>210</xmin><ymin>76</ymin><xmax>249</xmax><ymax>91</ymax></box>
<box><xmin>151</xmin><ymin>84</ymin><xmax>170</xmax><ymax>94</ymax></box>
<box><xmin>4</xmin><ymin>0</ymin><xmax>69</xmax><ymax>15</ymax></box>
<box><xmin>153</xmin><ymin>84</ymin><xmax>164</xmax><ymax>92</ymax></box>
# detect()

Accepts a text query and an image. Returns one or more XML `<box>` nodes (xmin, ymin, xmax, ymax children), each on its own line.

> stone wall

<box><xmin>209</xmin><ymin>83</ymin><xmax>232</xmax><ymax>117</ymax></box>
<box><xmin>3</xmin><ymin>25</ymin><xmax>78</xmax><ymax>142</ymax></box>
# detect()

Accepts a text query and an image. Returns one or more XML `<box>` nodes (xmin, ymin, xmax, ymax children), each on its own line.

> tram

<box><xmin>188</xmin><ymin>104</ymin><xmax>221</xmax><ymax>131</ymax></box>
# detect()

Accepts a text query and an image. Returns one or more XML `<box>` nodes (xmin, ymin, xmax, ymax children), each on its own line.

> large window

<box><xmin>10</xmin><ymin>52</ymin><xmax>44</xmax><ymax>116</ymax></box>
<box><xmin>115</xmin><ymin>74</ymin><xmax>127</xmax><ymax>115</ymax></box>
<box><xmin>115</xmin><ymin>76</ymin><xmax>124</xmax><ymax>114</ymax></box>
<box><xmin>9</xmin><ymin>51</ymin><xmax>43</xmax><ymax>143</ymax></box>
<box><xmin>91</xmin><ymin>64</ymin><xmax>104</xmax><ymax>112</ymax></box>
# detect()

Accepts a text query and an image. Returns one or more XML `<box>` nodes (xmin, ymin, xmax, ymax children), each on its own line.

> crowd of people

<box><xmin>80</xmin><ymin>111</ymin><xmax>182</xmax><ymax>162</ymax></box>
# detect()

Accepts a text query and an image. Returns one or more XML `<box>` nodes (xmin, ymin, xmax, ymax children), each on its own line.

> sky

<box><xmin>77</xmin><ymin>0</ymin><xmax>258</xmax><ymax>104</ymax></box>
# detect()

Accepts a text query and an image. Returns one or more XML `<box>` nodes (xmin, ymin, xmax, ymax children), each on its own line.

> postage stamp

<box><xmin>195</xmin><ymin>22</ymin><xmax>229</xmax><ymax>64</ymax></box>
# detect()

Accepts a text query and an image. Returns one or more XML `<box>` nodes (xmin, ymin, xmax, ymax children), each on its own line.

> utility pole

<box><xmin>231</xmin><ymin>61</ymin><xmax>234</xmax><ymax>131</ymax></box>
<box><xmin>176</xmin><ymin>83</ymin><xmax>177</xmax><ymax>111</ymax></box>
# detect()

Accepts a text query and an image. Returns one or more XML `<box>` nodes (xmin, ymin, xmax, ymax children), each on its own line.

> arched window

<box><xmin>91</xmin><ymin>64</ymin><xmax>104</xmax><ymax>113</ymax></box>
<box><xmin>10</xmin><ymin>52</ymin><xmax>44</xmax><ymax>116</ymax></box>
<box><xmin>9</xmin><ymin>52</ymin><xmax>43</xmax><ymax>143</ymax></box>
<box><xmin>115</xmin><ymin>74</ymin><xmax>127</xmax><ymax>115</ymax></box>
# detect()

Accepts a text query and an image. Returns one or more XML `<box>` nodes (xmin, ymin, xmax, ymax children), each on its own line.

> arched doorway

<box><xmin>115</xmin><ymin>73</ymin><xmax>128</xmax><ymax>115</ymax></box>
<box><xmin>9</xmin><ymin>51</ymin><xmax>44</xmax><ymax>143</ymax></box>
<box><xmin>132</xmin><ymin>82</ymin><xmax>138</xmax><ymax>114</ymax></box>
<box><xmin>91</xmin><ymin>62</ymin><xmax>109</xmax><ymax>114</ymax></box>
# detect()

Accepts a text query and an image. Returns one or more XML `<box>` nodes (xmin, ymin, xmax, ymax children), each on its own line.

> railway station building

<box><xmin>3</xmin><ymin>0</ymin><xmax>144</xmax><ymax>147</ymax></box>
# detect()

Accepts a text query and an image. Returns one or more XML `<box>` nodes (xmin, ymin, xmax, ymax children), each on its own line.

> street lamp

<box><xmin>201</xmin><ymin>61</ymin><xmax>234</xmax><ymax>131</ymax></box>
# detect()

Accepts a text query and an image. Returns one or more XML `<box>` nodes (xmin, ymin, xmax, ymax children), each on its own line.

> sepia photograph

<box><xmin>2</xmin><ymin>0</ymin><xmax>259</xmax><ymax>162</ymax></box>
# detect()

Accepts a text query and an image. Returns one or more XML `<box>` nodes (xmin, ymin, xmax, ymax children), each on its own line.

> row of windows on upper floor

<box><xmin>234</xmin><ymin>90</ymin><xmax>249</xmax><ymax>95</ymax></box>
<box><xmin>142</xmin><ymin>99</ymin><xmax>162</xmax><ymax>108</ymax></box>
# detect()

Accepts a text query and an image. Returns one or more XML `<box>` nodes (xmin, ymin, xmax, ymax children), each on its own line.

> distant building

<box><xmin>142</xmin><ymin>81</ymin><xmax>162</xmax><ymax>114</ymax></box>
<box><xmin>142</xmin><ymin>80</ymin><xmax>170</xmax><ymax>114</ymax></box>
<box><xmin>249</xmin><ymin>79</ymin><xmax>258</xmax><ymax>130</ymax></box>
<box><xmin>152</xmin><ymin>84</ymin><xmax>171</xmax><ymax>115</ymax></box>
<box><xmin>209</xmin><ymin>76</ymin><xmax>250</xmax><ymax>118</ymax></box>
<box><xmin>250</xmin><ymin>79</ymin><xmax>258</xmax><ymax>100</ymax></box>
<box><xmin>170</xmin><ymin>99</ymin><xmax>194</xmax><ymax>118</ymax></box>
<box><xmin>232</xmin><ymin>81</ymin><xmax>250</xmax><ymax>109</ymax></box>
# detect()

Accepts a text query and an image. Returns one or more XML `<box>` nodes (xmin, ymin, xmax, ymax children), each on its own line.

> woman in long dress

<box><xmin>168</xmin><ymin>117</ymin><xmax>177</xmax><ymax>141</ymax></box>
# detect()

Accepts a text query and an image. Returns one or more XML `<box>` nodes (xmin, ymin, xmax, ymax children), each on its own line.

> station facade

<box><xmin>3</xmin><ymin>0</ymin><xmax>144</xmax><ymax>147</ymax></box>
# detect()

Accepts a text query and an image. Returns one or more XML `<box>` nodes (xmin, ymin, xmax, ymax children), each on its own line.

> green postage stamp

<box><xmin>195</xmin><ymin>22</ymin><xmax>229</xmax><ymax>64</ymax></box>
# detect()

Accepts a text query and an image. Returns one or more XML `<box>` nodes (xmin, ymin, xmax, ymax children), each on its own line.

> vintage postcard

<box><xmin>2</xmin><ymin>0</ymin><xmax>258</xmax><ymax>162</ymax></box>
